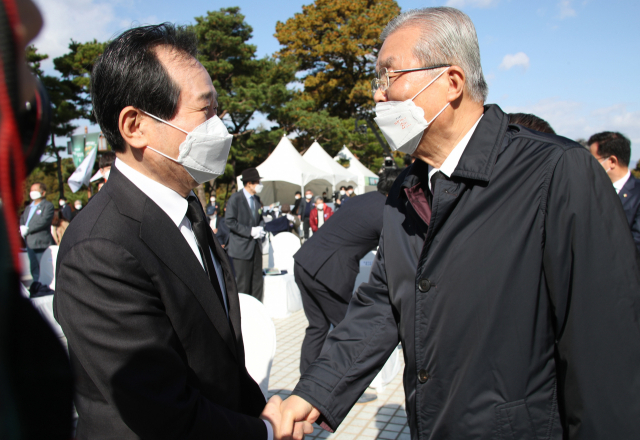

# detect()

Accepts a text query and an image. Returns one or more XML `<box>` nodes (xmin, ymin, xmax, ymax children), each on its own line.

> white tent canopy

<box><xmin>302</xmin><ymin>141</ymin><xmax>358</xmax><ymax>193</ymax></box>
<box><xmin>236</xmin><ymin>136</ymin><xmax>334</xmax><ymax>205</ymax></box>
<box><xmin>333</xmin><ymin>146</ymin><xmax>379</xmax><ymax>195</ymax></box>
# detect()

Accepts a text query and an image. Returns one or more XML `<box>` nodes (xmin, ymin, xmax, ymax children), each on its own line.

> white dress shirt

<box><xmin>114</xmin><ymin>159</ymin><xmax>229</xmax><ymax>315</ymax></box>
<box><xmin>613</xmin><ymin>170</ymin><xmax>631</xmax><ymax>194</ymax></box>
<box><xmin>242</xmin><ymin>187</ymin><xmax>257</xmax><ymax>211</ymax></box>
<box><xmin>428</xmin><ymin>115</ymin><xmax>483</xmax><ymax>191</ymax></box>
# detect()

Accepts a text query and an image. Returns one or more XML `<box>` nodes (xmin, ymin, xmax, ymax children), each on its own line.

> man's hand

<box><xmin>261</xmin><ymin>395</ymin><xmax>313</xmax><ymax>440</ymax></box>
<box><xmin>279</xmin><ymin>395</ymin><xmax>321</xmax><ymax>440</ymax></box>
<box><xmin>19</xmin><ymin>225</ymin><xmax>29</xmax><ymax>238</ymax></box>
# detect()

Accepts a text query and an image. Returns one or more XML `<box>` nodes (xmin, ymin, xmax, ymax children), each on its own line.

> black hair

<box><xmin>339</xmin><ymin>186</ymin><xmax>346</xmax><ymax>191</ymax></box>
<box><xmin>59</xmin><ymin>196</ymin><xmax>67</xmax><ymax>201</ymax></box>
<box><xmin>347</xmin><ymin>185</ymin><xmax>353</xmax><ymax>190</ymax></box>
<box><xmin>99</xmin><ymin>151</ymin><xmax>116</xmax><ymax>169</ymax></box>
<box><xmin>377</xmin><ymin>168</ymin><xmax>402</xmax><ymax>195</ymax></box>
<box><xmin>91</xmin><ymin>23</ymin><xmax>198</xmax><ymax>153</ymax></box>
<box><xmin>32</xmin><ymin>182</ymin><xmax>46</xmax><ymax>193</ymax></box>
<box><xmin>588</xmin><ymin>131</ymin><xmax>631</xmax><ymax>167</ymax></box>
<box><xmin>295</xmin><ymin>191</ymin><xmax>301</xmax><ymax>195</ymax></box>
<box><xmin>508</xmin><ymin>113</ymin><xmax>555</xmax><ymax>135</ymax></box>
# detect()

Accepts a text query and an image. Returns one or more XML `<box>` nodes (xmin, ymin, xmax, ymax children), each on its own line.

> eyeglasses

<box><xmin>371</xmin><ymin>64</ymin><xmax>451</xmax><ymax>97</ymax></box>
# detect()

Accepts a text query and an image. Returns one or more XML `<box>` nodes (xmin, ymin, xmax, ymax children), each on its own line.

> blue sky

<box><xmin>32</xmin><ymin>0</ymin><xmax>640</xmax><ymax>163</ymax></box>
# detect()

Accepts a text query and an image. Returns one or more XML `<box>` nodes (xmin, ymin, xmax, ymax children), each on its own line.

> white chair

<box><xmin>238</xmin><ymin>294</ymin><xmax>277</xmax><ymax>398</ymax></box>
<box><xmin>370</xmin><ymin>345</ymin><xmax>402</xmax><ymax>392</ymax></box>
<box><xmin>268</xmin><ymin>232</ymin><xmax>301</xmax><ymax>274</ymax></box>
<box><xmin>352</xmin><ymin>250</ymin><xmax>377</xmax><ymax>294</ymax></box>
<box><xmin>38</xmin><ymin>245</ymin><xmax>59</xmax><ymax>290</ymax></box>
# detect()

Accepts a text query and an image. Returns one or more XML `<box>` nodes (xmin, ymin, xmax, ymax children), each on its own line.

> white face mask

<box><xmin>143</xmin><ymin>112</ymin><xmax>233</xmax><ymax>185</ymax></box>
<box><xmin>374</xmin><ymin>67</ymin><xmax>450</xmax><ymax>155</ymax></box>
<box><xmin>59</xmin><ymin>200</ymin><xmax>66</xmax><ymax>206</ymax></box>
<box><xmin>316</xmin><ymin>203</ymin><xmax>324</xmax><ymax>210</ymax></box>
<box><xmin>295</xmin><ymin>195</ymin><xmax>300</xmax><ymax>200</ymax></box>
<box><xmin>30</xmin><ymin>191</ymin><xmax>42</xmax><ymax>200</ymax></box>
<box><xmin>75</xmin><ymin>204</ymin><xmax>82</xmax><ymax>210</ymax></box>
<box><xmin>254</xmin><ymin>183</ymin><xmax>263</xmax><ymax>194</ymax></box>
<box><xmin>305</xmin><ymin>194</ymin><xmax>312</xmax><ymax>200</ymax></box>
<box><xmin>339</xmin><ymin>190</ymin><xmax>346</xmax><ymax>195</ymax></box>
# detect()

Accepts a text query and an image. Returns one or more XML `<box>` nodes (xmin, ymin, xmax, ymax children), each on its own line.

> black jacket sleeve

<box><xmin>292</xmin><ymin>230</ymin><xmax>400</xmax><ymax>430</ymax></box>
<box><xmin>54</xmin><ymin>238</ymin><xmax>267</xmax><ymax>440</ymax></box>
<box><xmin>543</xmin><ymin>148</ymin><xmax>640</xmax><ymax>438</ymax></box>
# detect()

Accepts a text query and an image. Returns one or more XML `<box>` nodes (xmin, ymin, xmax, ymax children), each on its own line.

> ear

<box><xmin>119</xmin><ymin>106</ymin><xmax>151</xmax><ymax>150</ymax></box>
<box><xmin>445</xmin><ymin>66</ymin><xmax>466</xmax><ymax>103</ymax></box>
<box><xmin>609</xmin><ymin>155</ymin><xmax>619</xmax><ymax>170</ymax></box>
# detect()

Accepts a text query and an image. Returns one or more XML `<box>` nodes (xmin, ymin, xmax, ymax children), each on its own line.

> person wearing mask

<box><xmin>226</xmin><ymin>168</ymin><xmax>267</xmax><ymax>302</ymax></box>
<box><xmin>54</xmin><ymin>25</ymin><xmax>293</xmax><ymax>439</ymax></box>
<box><xmin>279</xmin><ymin>7</ymin><xmax>640</xmax><ymax>439</ymax></box>
<box><xmin>292</xmin><ymin>191</ymin><xmax>302</xmax><ymax>216</ymax></box>
<box><xmin>588</xmin><ymin>131</ymin><xmax>640</xmax><ymax>253</ymax></box>
<box><xmin>346</xmin><ymin>185</ymin><xmax>355</xmax><ymax>197</ymax></box>
<box><xmin>293</xmin><ymin>169</ymin><xmax>401</xmax><ymax>374</ymax></box>
<box><xmin>71</xmin><ymin>199</ymin><xmax>83</xmax><ymax>219</ymax></box>
<box><xmin>333</xmin><ymin>186</ymin><xmax>348</xmax><ymax>210</ymax></box>
<box><xmin>298</xmin><ymin>190</ymin><xmax>314</xmax><ymax>240</ymax></box>
<box><xmin>309</xmin><ymin>196</ymin><xmax>333</xmax><ymax>233</ymax></box>
<box><xmin>58</xmin><ymin>196</ymin><xmax>72</xmax><ymax>221</ymax></box>
<box><xmin>19</xmin><ymin>182</ymin><xmax>55</xmax><ymax>283</ymax></box>
<box><xmin>206</xmin><ymin>193</ymin><xmax>220</xmax><ymax>214</ymax></box>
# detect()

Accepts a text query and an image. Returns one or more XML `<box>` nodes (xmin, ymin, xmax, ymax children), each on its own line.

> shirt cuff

<box><xmin>263</xmin><ymin>419</ymin><xmax>274</xmax><ymax>440</ymax></box>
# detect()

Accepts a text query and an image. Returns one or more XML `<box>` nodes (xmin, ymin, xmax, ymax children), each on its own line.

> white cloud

<box><xmin>445</xmin><ymin>0</ymin><xmax>500</xmax><ymax>8</ymax></box>
<box><xmin>499</xmin><ymin>52</ymin><xmax>530</xmax><ymax>71</ymax></box>
<box><xmin>503</xmin><ymin>98</ymin><xmax>640</xmax><ymax>162</ymax></box>
<box><xmin>558</xmin><ymin>0</ymin><xmax>577</xmax><ymax>19</ymax></box>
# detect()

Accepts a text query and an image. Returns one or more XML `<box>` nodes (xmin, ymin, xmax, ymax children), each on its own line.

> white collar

<box><xmin>613</xmin><ymin>170</ymin><xmax>631</xmax><ymax>194</ymax></box>
<box><xmin>428</xmin><ymin>114</ymin><xmax>483</xmax><ymax>191</ymax></box>
<box><xmin>114</xmin><ymin>158</ymin><xmax>188</xmax><ymax>228</ymax></box>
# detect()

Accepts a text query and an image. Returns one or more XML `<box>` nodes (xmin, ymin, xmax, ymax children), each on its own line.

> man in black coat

<box><xmin>53</xmin><ymin>24</ymin><xmax>298</xmax><ymax>440</ymax></box>
<box><xmin>20</xmin><ymin>182</ymin><xmax>55</xmax><ymax>283</ymax></box>
<box><xmin>279</xmin><ymin>7</ymin><xmax>640</xmax><ymax>439</ymax></box>
<box><xmin>293</xmin><ymin>169</ymin><xmax>401</xmax><ymax>374</ymax></box>
<box><xmin>588</xmin><ymin>131</ymin><xmax>640</xmax><ymax>253</ymax></box>
<box><xmin>226</xmin><ymin>168</ymin><xmax>266</xmax><ymax>301</ymax></box>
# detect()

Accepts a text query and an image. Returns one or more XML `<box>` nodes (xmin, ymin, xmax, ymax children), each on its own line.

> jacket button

<box><xmin>418</xmin><ymin>279</ymin><xmax>431</xmax><ymax>292</ymax></box>
<box><xmin>418</xmin><ymin>369</ymin><xmax>429</xmax><ymax>383</ymax></box>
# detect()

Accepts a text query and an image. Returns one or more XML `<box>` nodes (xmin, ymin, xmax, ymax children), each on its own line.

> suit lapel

<box><xmin>619</xmin><ymin>177</ymin><xmax>636</xmax><ymax>208</ymax></box>
<box><xmin>138</xmin><ymin>189</ymin><xmax>239</xmax><ymax>362</ymax></box>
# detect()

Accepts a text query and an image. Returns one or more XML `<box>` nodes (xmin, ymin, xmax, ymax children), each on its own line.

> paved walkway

<box><xmin>267</xmin><ymin>310</ymin><xmax>411</xmax><ymax>440</ymax></box>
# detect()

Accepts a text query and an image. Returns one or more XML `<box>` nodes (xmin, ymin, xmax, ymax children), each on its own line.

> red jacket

<box><xmin>310</xmin><ymin>206</ymin><xmax>333</xmax><ymax>232</ymax></box>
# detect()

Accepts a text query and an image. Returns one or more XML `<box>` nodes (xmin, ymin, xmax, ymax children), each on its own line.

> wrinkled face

<box><xmin>143</xmin><ymin>47</ymin><xmax>218</xmax><ymax>187</ymax></box>
<box><xmin>374</xmin><ymin>26</ymin><xmax>450</xmax><ymax>127</ymax></box>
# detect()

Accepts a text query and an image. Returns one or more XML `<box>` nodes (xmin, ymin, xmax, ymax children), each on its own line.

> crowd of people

<box><xmin>1</xmin><ymin>1</ymin><xmax>639</xmax><ymax>440</ymax></box>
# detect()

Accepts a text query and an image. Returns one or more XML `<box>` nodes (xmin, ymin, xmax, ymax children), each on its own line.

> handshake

<box><xmin>260</xmin><ymin>395</ymin><xmax>321</xmax><ymax>440</ymax></box>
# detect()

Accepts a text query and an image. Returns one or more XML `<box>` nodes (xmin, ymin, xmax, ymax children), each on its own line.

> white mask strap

<box><xmin>411</xmin><ymin>67</ymin><xmax>450</xmax><ymax>101</ymax></box>
<box><xmin>146</xmin><ymin>146</ymin><xmax>180</xmax><ymax>163</ymax></box>
<box><xmin>427</xmin><ymin>102</ymin><xmax>450</xmax><ymax>125</ymax></box>
<box><xmin>141</xmin><ymin>110</ymin><xmax>189</xmax><ymax>135</ymax></box>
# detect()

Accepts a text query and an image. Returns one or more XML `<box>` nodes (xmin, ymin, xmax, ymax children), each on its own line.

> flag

<box><xmin>68</xmin><ymin>146</ymin><xmax>97</xmax><ymax>193</ymax></box>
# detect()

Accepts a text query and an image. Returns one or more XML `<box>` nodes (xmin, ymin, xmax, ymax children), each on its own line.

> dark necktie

<box><xmin>427</xmin><ymin>171</ymin><xmax>448</xmax><ymax>207</ymax></box>
<box><xmin>186</xmin><ymin>195</ymin><xmax>227</xmax><ymax>312</ymax></box>
<box><xmin>250</xmin><ymin>196</ymin><xmax>260</xmax><ymax>225</ymax></box>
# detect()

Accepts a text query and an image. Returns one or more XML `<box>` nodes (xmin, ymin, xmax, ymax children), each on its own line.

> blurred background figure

<box><xmin>72</xmin><ymin>199</ymin><xmax>83</xmax><ymax>219</ymax></box>
<box><xmin>334</xmin><ymin>185</ymin><xmax>348</xmax><ymax>211</ymax></box>
<box><xmin>207</xmin><ymin>192</ymin><xmax>220</xmax><ymax>214</ymax></box>
<box><xmin>0</xmin><ymin>0</ymin><xmax>74</xmax><ymax>437</ymax></box>
<box><xmin>508</xmin><ymin>112</ymin><xmax>556</xmax><ymax>134</ymax></box>
<box><xmin>291</xmin><ymin>190</ymin><xmax>302</xmax><ymax>216</ymax></box>
<box><xmin>309</xmin><ymin>196</ymin><xmax>332</xmax><ymax>233</ymax></box>
<box><xmin>58</xmin><ymin>196</ymin><xmax>72</xmax><ymax>221</ymax></box>
<box><xmin>293</xmin><ymin>168</ymin><xmax>402</xmax><ymax>374</ymax></box>
<box><xmin>226</xmin><ymin>167</ymin><xmax>266</xmax><ymax>301</ymax></box>
<box><xmin>299</xmin><ymin>189</ymin><xmax>314</xmax><ymax>240</ymax></box>
<box><xmin>588</xmin><ymin>131</ymin><xmax>640</xmax><ymax>252</ymax></box>
<box><xmin>19</xmin><ymin>182</ymin><xmax>54</xmax><ymax>282</ymax></box>
<box><xmin>51</xmin><ymin>208</ymin><xmax>69</xmax><ymax>245</ymax></box>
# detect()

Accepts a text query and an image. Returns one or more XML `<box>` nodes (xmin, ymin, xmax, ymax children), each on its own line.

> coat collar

<box><xmin>106</xmin><ymin>165</ymin><xmax>240</xmax><ymax>361</ymax></box>
<box><xmin>401</xmin><ymin>104</ymin><xmax>509</xmax><ymax>189</ymax></box>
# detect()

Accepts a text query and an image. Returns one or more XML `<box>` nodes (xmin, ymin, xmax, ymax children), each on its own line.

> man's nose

<box><xmin>373</xmin><ymin>88</ymin><xmax>388</xmax><ymax>103</ymax></box>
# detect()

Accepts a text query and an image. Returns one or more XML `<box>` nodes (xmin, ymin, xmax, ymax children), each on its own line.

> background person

<box><xmin>58</xmin><ymin>196</ymin><xmax>72</xmax><ymax>221</ymax></box>
<box><xmin>19</xmin><ymin>182</ymin><xmax>55</xmax><ymax>283</ymax></box>
<box><xmin>309</xmin><ymin>196</ymin><xmax>333</xmax><ymax>233</ymax></box>
<box><xmin>298</xmin><ymin>189</ymin><xmax>314</xmax><ymax>240</ymax></box>
<box><xmin>226</xmin><ymin>167</ymin><xmax>266</xmax><ymax>301</ymax></box>
<box><xmin>588</xmin><ymin>131</ymin><xmax>640</xmax><ymax>253</ymax></box>
<box><xmin>293</xmin><ymin>169</ymin><xmax>401</xmax><ymax>374</ymax></box>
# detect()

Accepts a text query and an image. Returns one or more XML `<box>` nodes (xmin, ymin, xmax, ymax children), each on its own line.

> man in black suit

<box><xmin>54</xmin><ymin>24</ymin><xmax>307</xmax><ymax>440</ymax></box>
<box><xmin>589</xmin><ymin>131</ymin><xmax>640</xmax><ymax>252</ymax></box>
<box><xmin>20</xmin><ymin>182</ymin><xmax>55</xmax><ymax>283</ymax></box>
<box><xmin>58</xmin><ymin>196</ymin><xmax>73</xmax><ymax>222</ymax></box>
<box><xmin>226</xmin><ymin>168</ymin><xmax>266</xmax><ymax>301</ymax></box>
<box><xmin>293</xmin><ymin>169</ymin><xmax>401</xmax><ymax>374</ymax></box>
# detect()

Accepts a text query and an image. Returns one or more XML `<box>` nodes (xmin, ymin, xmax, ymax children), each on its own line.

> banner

<box><xmin>68</xmin><ymin>145</ymin><xmax>98</xmax><ymax>193</ymax></box>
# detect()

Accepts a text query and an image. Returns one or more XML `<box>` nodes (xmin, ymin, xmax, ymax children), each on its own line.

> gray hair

<box><xmin>381</xmin><ymin>7</ymin><xmax>488</xmax><ymax>103</ymax></box>
<box><xmin>314</xmin><ymin>196</ymin><xmax>324</xmax><ymax>204</ymax></box>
